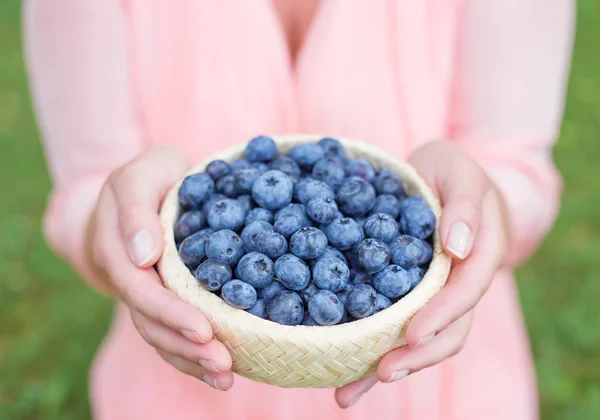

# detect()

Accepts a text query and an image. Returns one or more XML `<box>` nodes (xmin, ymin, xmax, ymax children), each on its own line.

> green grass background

<box><xmin>0</xmin><ymin>1</ymin><xmax>599</xmax><ymax>419</ymax></box>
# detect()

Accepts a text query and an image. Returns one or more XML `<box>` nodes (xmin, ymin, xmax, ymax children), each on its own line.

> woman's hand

<box><xmin>335</xmin><ymin>141</ymin><xmax>509</xmax><ymax>408</ymax></box>
<box><xmin>86</xmin><ymin>145</ymin><xmax>233</xmax><ymax>391</ymax></box>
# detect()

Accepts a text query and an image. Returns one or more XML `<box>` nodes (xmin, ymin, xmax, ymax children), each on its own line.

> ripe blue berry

<box><xmin>374</xmin><ymin>294</ymin><xmax>392</xmax><ymax>312</ymax></box>
<box><xmin>178</xmin><ymin>173</ymin><xmax>215</xmax><ymax>209</ymax></box>
<box><xmin>336</xmin><ymin>283</ymin><xmax>355</xmax><ymax>305</ymax></box>
<box><xmin>371</xmin><ymin>194</ymin><xmax>401</xmax><ymax>219</ymax></box>
<box><xmin>336</xmin><ymin>177</ymin><xmax>376</xmax><ymax>216</ymax></box>
<box><xmin>245</xmin><ymin>135</ymin><xmax>277</xmax><ymax>162</ymax></box>
<box><xmin>205</xmin><ymin>160</ymin><xmax>231</xmax><ymax>180</ymax></box>
<box><xmin>273</xmin><ymin>213</ymin><xmax>303</xmax><ymax>239</ymax></box>
<box><xmin>408</xmin><ymin>266</ymin><xmax>426</xmax><ymax>290</ymax></box>
<box><xmin>399</xmin><ymin>197</ymin><xmax>436</xmax><ymax>239</ymax></box>
<box><xmin>241</xmin><ymin>221</ymin><xmax>273</xmax><ymax>252</ymax></box>
<box><xmin>373</xmin><ymin>169</ymin><xmax>405</xmax><ymax>196</ymax></box>
<box><xmin>271</xmin><ymin>155</ymin><xmax>301</xmax><ymax>180</ymax></box>
<box><xmin>267</xmin><ymin>291</ymin><xmax>304</xmax><ymax>325</ymax></box>
<box><xmin>229</xmin><ymin>158</ymin><xmax>252</xmax><ymax>173</ymax></box>
<box><xmin>195</xmin><ymin>259</ymin><xmax>232</xmax><ymax>292</ymax></box>
<box><xmin>388</xmin><ymin>235</ymin><xmax>431</xmax><ymax>268</ymax></box>
<box><xmin>302</xmin><ymin>313</ymin><xmax>319</xmax><ymax>326</ymax></box>
<box><xmin>345</xmin><ymin>284</ymin><xmax>377</xmax><ymax>319</ymax></box>
<box><xmin>207</xmin><ymin>199</ymin><xmax>246</xmax><ymax>231</ymax></box>
<box><xmin>179</xmin><ymin>230</ymin><xmax>212</xmax><ymax>267</ymax></box>
<box><xmin>205</xmin><ymin>229</ymin><xmax>245</xmax><ymax>266</ymax></box>
<box><xmin>325</xmin><ymin>218</ymin><xmax>364</xmax><ymax>251</ymax></box>
<box><xmin>312</xmin><ymin>157</ymin><xmax>345</xmax><ymax>190</ymax></box>
<box><xmin>318</xmin><ymin>137</ymin><xmax>346</xmax><ymax>159</ymax></box>
<box><xmin>355</xmin><ymin>238</ymin><xmax>391</xmax><ymax>274</ymax></box>
<box><xmin>349</xmin><ymin>270</ymin><xmax>374</xmax><ymax>287</ymax></box>
<box><xmin>215</xmin><ymin>174</ymin><xmax>237</xmax><ymax>197</ymax></box>
<box><xmin>175</xmin><ymin>210</ymin><xmax>205</xmax><ymax>242</ymax></box>
<box><xmin>301</xmin><ymin>282</ymin><xmax>319</xmax><ymax>306</ymax></box>
<box><xmin>294</xmin><ymin>179</ymin><xmax>335</xmax><ymax>205</ymax></box>
<box><xmin>245</xmin><ymin>208</ymin><xmax>273</xmax><ymax>226</ymax></box>
<box><xmin>289</xmin><ymin>227</ymin><xmax>328</xmax><ymax>259</ymax></box>
<box><xmin>306</xmin><ymin>197</ymin><xmax>338</xmax><ymax>224</ymax></box>
<box><xmin>308</xmin><ymin>290</ymin><xmax>344</xmax><ymax>325</ymax></box>
<box><xmin>274</xmin><ymin>254</ymin><xmax>311</xmax><ymax>291</ymax></box>
<box><xmin>234</xmin><ymin>168</ymin><xmax>261</xmax><ymax>194</ymax></box>
<box><xmin>235</xmin><ymin>252</ymin><xmax>274</xmax><ymax>288</ymax></box>
<box><xmin>247</xmin><ymin>299</ymin><xmax>268</xmax><ymax>319</ymax></box>
<box><xmin>255</xmin><ymin>230</ymin><xmax>288</xmax><ymax>259</ymax></box>
<box><xmin>221</xmin><ymin>279</ymin><xmax>257</xmax><ymax>309</ymax></box>
<box><xmin>252</xmin><ymin>170</ymin><xmax>294</xmax><ymax>210</ymax></box>
<box><xmin>275</xmin><ymin>203</ymin><xmax>312</xmax><ymax>227</ymax></box>
<box><xmin>345</xmin><ymin>159</ymin><xmax>375</xmax><ymax>182</ymax></box>
<box><xmin>373</xmin><ymin>265</ymin><xmax>411</xmax><ymax>298</ymax></box>
<box><xmin>313</xmin><ymin>258</ymin><xmax>350</xmax><ymax>292</ymax></box>
<box><xmin>202</xmin><ymin>193</ymin><xmax>227</xmax><ymax>218</ymax></box>
<box><xmin>289</xmin><ymin>144</ymin><xmax>325</xmax><ymax>171</ymax></box>
<box><xmin>363</xmin><ymin>213</ymin><xmax>399</xmax><ymax>242</ymax></box>
<box><xmin>257</xmin><ymin>280</ymin><xmax>286</xmax><ymax>301</ymax></box>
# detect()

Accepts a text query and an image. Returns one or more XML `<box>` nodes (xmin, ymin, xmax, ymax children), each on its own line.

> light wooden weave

<box><xmin>158</xmin><ymin>135</ymin><xmax>451</xmax><ymax>388</ymax></box>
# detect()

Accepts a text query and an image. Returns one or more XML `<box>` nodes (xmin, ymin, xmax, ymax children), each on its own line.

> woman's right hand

<box><xmin>86</xmin><ymin>145</ymin><xmax>233</xmax><ymax>391</ymax></box>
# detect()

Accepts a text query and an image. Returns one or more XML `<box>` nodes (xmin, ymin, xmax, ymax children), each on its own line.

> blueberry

<box><xmin>179</xmin><ymin>230</ymin><xmax>212</xmax><ymax>267</ymax></box>
<box><xmin>205</xmin><ymin>160</ymin><xmax>231</xmax><ymax>180</ymax></box>
<box><xmin>308</xmin><ymin>290</ymin><xmax>344</xmax><ymax>325</ymax></box>
<box><xmin>229</xmin><ymin>159</ymin><xmax>252</xmax><ymax>173</ymax></box>
<box><xmin>302</xmin><ymin>312</ymin><xmax>319</xmax><ymax>326</ymax></box>
<box><xmin>289</xmin><ymin>227</ymin><xmax>328</xmax><ymax>259</ymax></box>
<box><xmin>252</xmin><ymin>170</ymin><xmax>294</xmax><ymax>210</ymax></box>
<box><xmin>399</xmin><ymin>197</ymin><xmax>436</xmax><ymax>239</ymax></box>
<box><xmin>312</xmin><ymin>158</ymin><xmax>345</xmax><ymax>190</ymax></box>
<box><xmin>273</xmin><ymin>213</ymin><xmax>303</xmax><ymax>239</ymax></box>
<box><xmin>371</xmin><ymin>194</ymin><xmax>401</xmax><ymax>219</ymax></box>
<box><xmin>240</xmin><ymin>221</ymin><xmax>273</xmax><ymax>252</ymax></box>
<box><xmin>252</xmin><ymin>162</ymin><xmax>271</xmax><ymax>174</ymax></box>
<box><xmin>312</xmin><ymin>258</ymin><xmax>350</xmax><ymax>293</ymax></box>
<box><xmin>267</xmin><ymin>291</ymin><xmax>304</xmax><ymax>325</ymax></box>
<box><xmin>339</xmin><ymin>309</ymin><xmax>352</xmax><ymax>324</ymax></box>
<box><xmin>318</xmin><ymin>137</ymin><xmax>346</xmax><ymax>159</ymax></box>
<box><xmin>257</xmin><ymin>281</ymin><xmax>286</xmax><ymax>301</ymax></box>
<box><xmin>408</xmin><ymin>266</ymin><xmax>426</xmax><ymax>290</ymax></box>
<box><xmin>289</xmin><ymin>144</ymin><xmax>325</xmax><ymax>171</ymax></box>
<box><xmin>345</xmin><ymin>159</ymin><xmax>375</xmax><ymax>182</ymax></box>
<box><xmin>194</xmin><ymin>259</ymin><xmax>232</xmax><ymax>292</ymax></box>
<box><xmin>373</xmin><ymin>170</ymin><xmax>405</xmax><ymax>196</ymax></box>
<box><xmin>275</xmin><ymin>203</ymin><xmax>311</xmax><ymax>227</ymax></box>
<box><xmin>245</xmin><ymin>135</ymin><xmax>277</xmax><ymax>162</ymax></box>
<box><xmin>325</xmin><ymin>218</ymin><xmax>364</xmax><ymax>250</ymax></box>
<box><xmin>355</xmin><ymin>238</ymin><xmax>391</xmax><ymax>274</ymax></box>
<box><xmin>274</xmin><ymin>254</ymin><xmax>311</xmax><ymax>291</ymax></box>
<box><xmin>345</xmin><ymin>284</ymin><xmax>377</xmax><ymax>319</ymax></box>
<box><xmin>206</xmin><ymin>229</ymin><xmax>245</xmax><ymax>266</ymax></box>
<box><xmin>244</xmin><ymin>208</ymin><xmax>273</xmax><ymax>226</ymax></box>
<box><xmin>215</xmin><ymin>174</ymin><xmax>237</xmax><ymax>197</ymax></box>
<box><xmin>271</xmin><ymin>155</ymin><xmax>302</xmax><ymax>179</ymax></box>
<box><xmin>374</xmin><ymin>294</ymin><xmax>392</xmax><ymax>312</ymax></box>
<box><xmin>234</xmin><ymin>168</ymin><xmax>261</xmax><ymax>194</ymax></box>
<box><xmin>202</xmin><ymin>193</ymin><xmax>227</xmax><ymax>218</ymax></box>
<box><xmin>336</xmin><ymin>283</ymin><xmax>355</xmax><ymax>305</ymax></box>
<box><xmin>178</xmin><ymin>173</ymin><xmax>215</xmax><ymax>209</ymax></box>
<box><xmin>336</xmin><ymin>177</ymin><xmax>376</xmax><ymax>216</ymax></box>
<box><xmin>235</xmin><ymin>252</ymin><xmax>274</xmax><ymax>288</ymax></box>
<box><xmin>247</xmin><ymin>299</ymin><xmax>268</xmax><ymax>319</ymax></box>
<box><xmin>343</xmin><ymin>247</ymin><xmax>360</xmax><ymax>269</ymax></box>
<box><xmin>175</xmin><ymin>210</ymin><xmax>205</xmax><ymax>242</ymax></box>
<box><xmin>207</xmin><ymin>199</ymin><xmax>246</xmax><ymax>231</ymax></box>
<box><xmin>373</xmin><ymin>265</ymin><xmax>411</xmax><ymax>298</ymax></box>
<box><xmin>310</xmin><ymin>245</ymin><xmax>347</xmax><ymax>270</ymax></box>
<box><xmin>236</xmin><ymin>194</ymin><xmax>253</xmax><ymax>213</ymax></box>
<box><xmin>221</xmin><ymin>279</ymin><xmax>257</xmax><ymax>309</ymax></box>
<box><xmin>255</xmin><ymin>230</ymin><xmax>288</xmax><ymax>259</ymax></box>
<box><xmin>349</xmin><ymin>270</ymin><xmax>373</xmax><ymax>287</ymax></box>
<box><xmin>363</xmin><ymin>213</ymin><xmax>399</xmax><ymax>242</ymax></box>
<box><xmin>301</xmin><ymin>282</ymin><xmax>319</xmax><ymax>306</ymax></box>
<box><xmin>388</xmin><ymin>235</ymin><xmax>430</xmax><ymax>268</ymax></box>
<box><xmin>294</xmin><ymin>179</ymin><xmax>335</xmax><ymax>205</ymax></box>
<box><xmin>306</xmin><ymin>197</ymin><xmax>338</xmax><ymax>224</ymax></box>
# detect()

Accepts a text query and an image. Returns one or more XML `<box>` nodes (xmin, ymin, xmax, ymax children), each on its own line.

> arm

<box><xmin>24</xmin><ymin>0</ymin><xmax>144</xmax><ymax>291</ymax></box>
<box><xmin>448</xmin><ymin>0</ymin><xmax>575</xmax><ymax>265</ymax></box>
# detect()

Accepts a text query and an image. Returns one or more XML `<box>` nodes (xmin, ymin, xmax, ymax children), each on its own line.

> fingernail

<box><xmin>129</xmin><ymin>229</ymin><xmax>156</xmax><ymax>266</ymax></box>
<box><xmin>348</xmin><ymin>393</ymin><xmax>364</xmax><ymax>408</ymax></box>
<box><xmin>181</xmin><ymin>329</ymin><xmax>203</xmax><ymax>343</ymax></box>
<box><xmin>446</xmin><ymin>221</ymin><xmax>472</xmax><ymax>259</ymax></box>
<box><xmin>385</xmin><ymin>369</ymin><xmax>410</xmax><ymax>383</ymax></box>
<box><xmin>199</xmin><ymin>360</ymin><xmax>218</xmax><ymax>372</ymax></box>
<box><xmin>203</xmin><ymin>374</ymin><xmax>221</xmax><ymax>390</ymax></box>
<box><xmin>416</xmin><ymin>333</ymin><xmax>435</xmax><ymax>347</ymax></box>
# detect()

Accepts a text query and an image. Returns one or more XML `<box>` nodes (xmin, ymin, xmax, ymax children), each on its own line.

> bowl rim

<box><xmin>158</xmin><ymin>134</ymin><xmax>451</xmax><ymax>346</ymax></box>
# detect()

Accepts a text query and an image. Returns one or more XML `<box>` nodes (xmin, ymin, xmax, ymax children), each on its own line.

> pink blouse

<box><xmin>24</xmin><ymin>1</ymin><xmax>574</xmax><ymax>419</ymax></box>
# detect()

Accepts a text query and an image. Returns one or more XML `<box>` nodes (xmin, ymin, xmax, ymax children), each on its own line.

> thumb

<box><xmin>109</xmin><ymin>145</ymin><xmax>190</xmax><ymax>267</ymax></box>
<box><xmin>409</xmin><ymin>142</ymin><xmax>487</xmax><ymax>260</ymax></box>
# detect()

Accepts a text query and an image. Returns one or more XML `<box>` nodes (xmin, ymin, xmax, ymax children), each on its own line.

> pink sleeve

<box><xmin>24</xmin><ymin>0</ymin><xmax>144</xmax><ymax>288</ymax></box>
<box><xmin>449</xmin><ymin>0</ymin><xmax>575</xmax><ymax>265</ymax></box>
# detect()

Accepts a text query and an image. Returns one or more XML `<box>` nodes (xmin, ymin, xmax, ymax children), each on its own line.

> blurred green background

<box><xmin>1</xmin><ymin>1</ymin><xmax>599</xmax><ymax>419</ymax></box>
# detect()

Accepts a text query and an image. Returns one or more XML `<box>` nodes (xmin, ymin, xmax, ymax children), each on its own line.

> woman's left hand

<box><xmin>335</xmin><ymin>141</ymin><xmax>509</xmax><ymax>408</ymax></box>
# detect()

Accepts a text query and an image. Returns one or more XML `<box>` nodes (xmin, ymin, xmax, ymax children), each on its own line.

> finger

<box><xmin>93</xmin><ymin>191</ymin><xmax>213</xmax><ymax>343</ymax></box>
<box><xmin>404</xmin><ymin>192</ymin><xmax>504</xmax><ymax>346</ymax></box>
<box><xmin>378</xmin><ymin>312</ymin><xmax>473</xmax><ymax>382</ymax></box>
<box><xmin>157</xmin><ymin>350</ymin><xmax>234</xmax><ymax>391</ymax></box>
<box><xmin>409</xmin><ymin>141</ymin><xmax>487</xmax><ymax>259</ymax></box>
<box><xmin>334</xmin><ymin>374</ymin><xmax>378</xmax><ymax>409</ymax></box>
<box><xmin>131</xmin><ymin>310</ymin><xmax>232</xmax><ymax>372</ymax></box>
<box><xmin>109</xmin><ymin>145</ymin><xmax>189</xmax><ymax>267</ymax></box>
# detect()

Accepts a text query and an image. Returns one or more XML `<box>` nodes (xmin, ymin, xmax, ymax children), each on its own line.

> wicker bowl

<box><xmin>158</xmin><ymin>134</ymin><xmax>451</xmax><ymax>388</ymax></box>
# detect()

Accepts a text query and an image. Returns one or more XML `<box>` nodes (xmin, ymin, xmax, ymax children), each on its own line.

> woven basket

<box><xmin>158</xmin><ymin>134</ymin><xmax>451</xmax><ymax>388</ymax></box>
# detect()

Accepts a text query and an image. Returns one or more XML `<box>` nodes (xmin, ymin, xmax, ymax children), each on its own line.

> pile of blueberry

<box><xmin>175</xmin><ymin>136</ymin><xmax>435</xmax><ymax>326</ymax></box>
